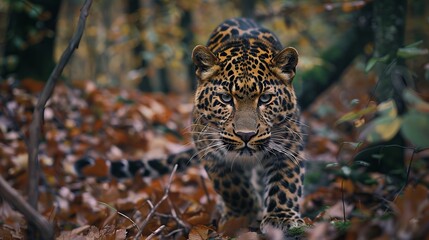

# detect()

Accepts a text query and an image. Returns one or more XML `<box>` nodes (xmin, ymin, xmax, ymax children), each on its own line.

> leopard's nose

<box><xmin>236</xmin><ymin>131</ymin><xmax>257</xmax><ymax>143</ymax></box>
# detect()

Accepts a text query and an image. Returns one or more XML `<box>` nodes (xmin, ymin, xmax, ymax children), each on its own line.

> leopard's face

<box><xmin>192</xmin><ymin>39</ymin><xmax>300</xmax><ymax>163</ymax></box>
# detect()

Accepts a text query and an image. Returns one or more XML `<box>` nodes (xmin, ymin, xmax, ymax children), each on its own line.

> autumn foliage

<box><xmin>1</xmin><ymin>78</ymin><xmax>429</xmax><ymax>239</ymax></box>
<box><xmin>1</xmin><ymin>0</ymin><xmax>429</xmax><ymax>239</ymax></box>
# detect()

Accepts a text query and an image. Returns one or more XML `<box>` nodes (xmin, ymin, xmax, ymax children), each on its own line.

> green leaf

<box><xmin>397</xmin><ymin>47</ymin><xmax>429</xmax><ymax>59</ymax></box>
<box><xmin>27</xmin><ymin>5</ymin><xmax>43</xmax><ymax>18</ymax></box>
<box><xmin>365</xmin><ymin>58</ymin><xmax>378</xmax><ymax>72</ymax></box>
<box><xmin>365</xmin><ymin>55</ymin><xmax>389</xmax><ymax>72</ymax></box>
<box><xmin>401</xmin><ymin>111</ymin><xmax>429</xmax><ymax>149</ymax></box>
<box><xmin>287</xmin><ymin>226</ymin><xmax>308</xmax><ymax>237</ymax></box>
<box><xmin>341</xmin><ymin>166</ymin><xmax>351</xmax><ymax>176</ymax></box>
<box><xmin>402</xmin><ymin>89</ymin><xmax>429</xmax><ymax>113</ymax></box>
<box><xmin>326</xmin><ymin>163</ymin><xmax>339</xmax><ymax>168</ymax></box>
<box><xmin>332</xmin><ymin>220</ymin><xmax>351</xmax><ymax>232</ymax></box>
<box><xmin>342</xmin><ymin>141</ymin><xmax>362</xmax><ymax>149</ymax></box>
<box><xmin>349</xmin><ymin>99</ymin><xmax>360</xmax><ymax>107</ymax></box>
<box><xmin>360</xmin><ymin>115</ymin><xmax>402</xmax><ymax>143</ymax></box>
<box><xmin>377</xmin><ymin>100</ymin><xmax>397</xmax><ymax>117</ymax></box>
<box><xmin>371</xmin><ymin>154</ymin><xmax>384</xmax><ymax>160</ymax></box>
<box><xmin>336</xmin><ymin>105</ymin><xmax>377</xmax><ymax>125</ymax></box>
<box><xmin>354</xmin><ymin>161</ymin><xmax>369</xmax><ymax>167</ymax></box>
<box><xmin>403</xmin><ymin>89</ymin><xmax>424</xmax><ymax>105</ymax></box>
<box><xmin>364</xmin><ymin>178</ymin><xmax>378</xmax><ymax>185</ymax></box>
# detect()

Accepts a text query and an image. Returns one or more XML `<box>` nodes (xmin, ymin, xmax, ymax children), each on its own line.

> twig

<box><xmin>134</xmin><ymin>164</ymin><xmax>178</xmax><ymax>239</ymax></box>
<box><xmin>403</xmin><ymin>150</ymin><xmax>415</xmax><ymax>189</ymax></box>
<box><xmin>154</xmin><ymin>210</ymin><xmax>190</xmax><ymax>234</ymax></box>
<box><xmin>27</xmin><ymin>0</ymin><xmax>92</xmax><ymax>208</ymax></box>
<box><xmin>25</xmin><ymin>0</ymin><xmax>93</xmax><ymax>238</ymax></box>
<box><xmin>355</xmin><ymin>144</ymin><xmax>415</xmax><ymax>158</ymax></box>
<box><xmin>98</xmin><ymin>201</ymin><xmax>141</xmax><ymax>232</ymax></box>
<box><xmin>200</xmin><ymin>175</ymin><xmax>211</xmax><ymax>202</ymax></box>
<box><xmin>165</xmin><ymin>228</ymin><xmax>186</xmax><ymax>238</ymax></box>
<box><xmin>146</xmin><ymin>199</ymin><xmax>154</xmax><ymax>209</ymax></box>
<box><xmin>167</xmin><ymin>198</ymin><xmax>190</xmax><ymax>233</ymax></box>
<box><xmin>0</xmin><ymin>176</ymin><xmax>54</xmax><ymax>239</ymax></box>
<box><xmin>392</xmin><ymin>149</ymin><xmax>416</xmax><ymax>201</ymax></box>
<box><xmin>145</xmin><ymin>225</ymin><xmax>166</xmax><ymax>240</ymax></box>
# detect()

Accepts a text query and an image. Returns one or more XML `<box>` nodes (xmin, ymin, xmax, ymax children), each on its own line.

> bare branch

<box><xmin>134</xmin><ymin>164</ymin><xmax>178</xmax><ymax>239</ymax></box>
<box><xmin>27</xmin><ymin>0</ymin><xmax>92</xmax><ymax>209</ymax></box>
<box><xmin>200</xmin><ymin>175</ymin><xmax>211</xmax><ymax>202</ymax></box>
<box><xmin>98</xmin><ymin>201</ymin><xmax>141</xmax><ymax>232</ymax></box>
<box><xmin>145</xmin><ymin>225</ymin><xmax>166</xmax><ymax>240</ymax></box>
<box><xmin>18</xmin><ymin>0</ymin><xmax>93</xmax><ymax>238</ymax></box>
<box><xmin>165</xmin><ymin>228</ymin><xmax>186</xmax><ymax>238</ymax></box>
<box><xmin>0</xmin><ymin>176</ymin><xmax>54</xmax><ymax>239</ymax></box>
<box><xmin>168</xmin><ymin>198</ymin><xmax>190</xmax><ymax>233</ymax></box>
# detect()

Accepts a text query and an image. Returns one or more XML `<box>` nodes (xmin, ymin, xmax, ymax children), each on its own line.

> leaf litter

<box><xmin>1</xmin><ymin>79</ymin><xmax>429</xmax><ymax>239</ymax></box>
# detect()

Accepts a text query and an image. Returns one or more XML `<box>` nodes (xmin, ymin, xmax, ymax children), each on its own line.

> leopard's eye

<box><xmin>220</xmin><ymin>93</ymin><xmax>233</xmax><ymax>103</ymax></box>
<box><xmin>259</xmin><ymin>93</ymin><xmax>272</xmax><ymax>104</ymax></box>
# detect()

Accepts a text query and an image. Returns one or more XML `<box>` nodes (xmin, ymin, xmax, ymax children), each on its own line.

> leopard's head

<box><xmin>192</xmin><ymin>39</ymin><xmax>301</xmax><ymax>163</ymax></box>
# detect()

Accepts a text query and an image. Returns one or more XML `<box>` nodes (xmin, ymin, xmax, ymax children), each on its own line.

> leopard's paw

<box><xmin>260</xmin><ymin>215</ymin><xmax>305</xmax><ymax>240</ymax></box>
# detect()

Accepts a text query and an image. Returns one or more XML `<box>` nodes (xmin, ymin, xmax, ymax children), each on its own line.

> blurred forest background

<box><xmin>1</xmin><ymin>0</ymin><xmax>425</xmax><ymax>94</ymax></box>
<box><xmin>1</xmin><ymin>0</ymin><xmax>429</xmax><ymax>239</ymax></box>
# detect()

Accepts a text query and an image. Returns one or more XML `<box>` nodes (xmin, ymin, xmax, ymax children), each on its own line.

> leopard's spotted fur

<box><xmin>76</xmin><ymin>18</ymin><xmax>305</xmax><ymax>237</ymax></box>
<box><xmin>191</xmin><ymin>18</ymin><xmax>305</xmax><ymax>235</ymax></box>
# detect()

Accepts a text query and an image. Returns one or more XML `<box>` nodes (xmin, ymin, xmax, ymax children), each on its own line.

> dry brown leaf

<box><xmin>237</xmin><ymin>231</ymin><xmax>261</xmax><ymax>240</ymax></box>
<box><xmin>115</xmin><ymin>229</ymin><xmax>127</xmax><ymax>240</ymax></box>
<box><xmin>188</xmin><ymin>225</ymin><xmax>213</xmax><ymax>240</ymax></box>
<box><xmin>218</xmin><ymin>216</ymin><xmax>249</xmax><ymax>237</ymax></box>
<box><xmin>20</xmin><ymin>78</ymin><xmax>45</xmax><ymax>92</ymax></box>
<box><xmin>185</xmin><ymin>212</ymin><xmax>211</xmax><ymax>226</ymax></box>
<box><xmin>80</xmin><ymin>157</ymin><xmax>110</xmax><ymax>177</ymax></box>
<box><xmin>393</xmin><ymin>184</ymin><xmax>429</xmax><ymax>236</ymax></box>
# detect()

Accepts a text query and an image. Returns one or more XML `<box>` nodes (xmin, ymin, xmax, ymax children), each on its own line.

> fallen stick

<box><xmin>0</xmin><ymin>176</ymin><xmax>54</xmax><ymax>239</ymax></box>
<box><xmin>134</xmin><ymin>164</ymin><xmax>178</xmax><ymax>239</ymax></box>
<box><xmin>27</xmin><ymin>0</ymin><xmax>93</xmax><ymax>210</ymax></box>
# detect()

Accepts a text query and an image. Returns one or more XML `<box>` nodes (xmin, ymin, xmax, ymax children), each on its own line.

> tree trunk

<box><xmin>127</xmin><ymin>0</ymin><xmax>154</xmax><ymax>91</ymax></box>
<box><xmin>1</xmin><ymin>0</ymin><xmax>62</xmax><ymax>81</ymax></box>
<box><xmin>0</xmin><ymin>3</ymin><xmax>9</xmax><ymax>75</ymax></box>
<box><xmin>180</xmin><ymin>9</ymin><xmax>196</xmax><ymax>91</ymax></box>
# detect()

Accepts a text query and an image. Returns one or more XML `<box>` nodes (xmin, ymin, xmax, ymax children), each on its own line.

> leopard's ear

<box><xmin>271</xmin><ymin>47</ymin><xmax>298</xmax><ymax>83</ymax></box>
<box><xmin>192</xmin><ymin>45</ymin><xmax>219</xmax><ymax>81</ymax></box>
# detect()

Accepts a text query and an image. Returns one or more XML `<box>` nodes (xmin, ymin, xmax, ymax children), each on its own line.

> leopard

<box><xmin>76</xmin><ymin>18</ymin><xmax>305</xmax><ymax>238</ymax></box>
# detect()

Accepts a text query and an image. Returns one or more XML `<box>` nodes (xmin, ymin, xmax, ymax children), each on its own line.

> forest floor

<box><xmin>1</xmin><ymin>76</ymin><xmax>429</xmax><ymax>239</ymax></box>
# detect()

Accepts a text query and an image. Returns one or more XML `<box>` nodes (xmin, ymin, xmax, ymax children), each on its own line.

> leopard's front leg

<box><xmin>204</xmin><ymin>161</ymin><xmax>262</xmax><ymax>228</ymax></box>
<box><xmin>260</xmin><ymin>156</ymin><xmax>305</xmax><ymax>237</ymax></box>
